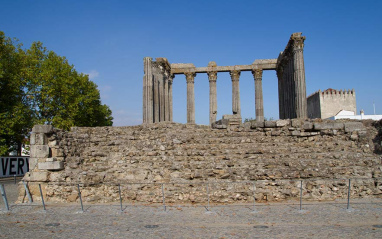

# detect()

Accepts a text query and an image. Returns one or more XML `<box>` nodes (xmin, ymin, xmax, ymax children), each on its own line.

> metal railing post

<box><xmin>38</xmin><ymin>184</ymin><xmax>46</xmax><ymax>211</ymax></box>
<box><xmin>299</xmin><ymin>180</ymin><xmax>303</xmax><ymax>211</ymax></box>
<box><xmin>0</xmin><ymin>184</ymin><xmax>9</xmax><ymax>211</ymax></box>
<box><xmin>22</xmin><ymin>180</ymin><xmax>33</xmax><ymax>203</ymax></box>
<box><xmin>161</xmin><ymin>183</ymin><xmax>166</xmax><ymax>211</ymax></box>
<box><xmin>253</xmin><ymin>181</ymin><xmax>256</xmax><ymax>212</ymax></box>
<box><xmin>347</xmin><ymin>179</ymin><xmax>351</xmax><ymax>210</ymax></box>
<box><xmin>206</xmin><ymin>183</ymin><xmax>210</xmax><ymax>211</ymax></box>
<box><xmin>77</xmin><ymin>184</ymin><xmax>84</xmax><ymax>212</ymax></box>
<box><xmin>118</xmin><ymin>184</ymin><xmax>123</xmax><ymax>212</ymax></box>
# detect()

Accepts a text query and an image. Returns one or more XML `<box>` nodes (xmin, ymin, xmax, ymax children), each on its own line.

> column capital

<box><xmin>292</xmin><ymin>35</ymin><xmax>305</xmax><ymax>52</ymax></box>
<box><xmin>252</xmin><ymin>69</ymin><xmax>263</xmax><ymax>80</ymax></box>
<box><xmin>207</xmin><ymin>71</ymin><xmax>217</xmax><ymax>82</ymax></box>
<box><xmin>230</xmin><ymin>70</ymin><xmax>241</xmax><ymax>81</ymax></box>
<box><xmin>185</xmin><ymin>72</ymin><xmax>196</xmax><ymax>83</ymax></box>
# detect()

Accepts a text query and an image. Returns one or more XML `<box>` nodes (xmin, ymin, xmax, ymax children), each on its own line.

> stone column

<box><xmin>164</xmin><ymin>76</ymin><xmax>169</xmax><ymax>121</ymax></box>
<box><xmin>253</xmin><ymin>69</ymin><xmax>264</xmax><ymax>122</ymax></box>
<box><xmin>168</xmin><ymin>75</ymin><xmax>174</xmax><ymax>122</ymax></box>
<box><xmin>143</xmin><ymin>57</ymin><xmax>153</xmax><ymax>123</ymax></box>
<box><xmin>292</xmin><ymin>33</ymin><xmax>307</xmax><ymax>118</ymax></box>
<box><xmin>159</xmin><ymin>74</ymin><xmax>165</xmax><ymax>122</ymax></box>
<box><xmin>230</xmin><ymin>70</ymin><xmax>241</xmax><ymax>115</ymax></box>
<box><xmin>285</xmin><ymin>57</ymin><xmax>293</xmax><ymax>119</ymax></box>
<box><xmin>185</xmin><ymin>72</ymin><xmax>196</xmax><ymax>124</ymax></box>
<box><xmin>154</xmin><ymin>73</ymin><xmax>160</xmax><ymax>123</ymax></box>
<box><xmin>276</xmin><ymin>68</ymin><xmax>284</xmax><ymax>119</ymax></box>
<box><xmin>208</xmin><ymin>71</ymin><xmax>217</xmax><ymax>126</ymax></box>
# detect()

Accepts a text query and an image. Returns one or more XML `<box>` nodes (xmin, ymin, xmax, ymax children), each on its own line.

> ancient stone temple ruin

<box><xmin>19</xmin><ymin>32</ymin><xmax>382</xmax><ymax>205</ymax></box>
<box><xmin>143</xmin><ymin>32</ymin><xmax>307</xmax><ymax>125</ymax></box>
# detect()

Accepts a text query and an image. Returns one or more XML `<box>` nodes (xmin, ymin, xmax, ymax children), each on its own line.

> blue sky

<box><xmin>1</xmin><ymin>0</ymin><xmax>381</xmax><ymax>126</ymax></box>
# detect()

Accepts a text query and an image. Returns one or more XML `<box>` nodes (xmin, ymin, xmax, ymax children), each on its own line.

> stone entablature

<box><xmin>143</xmin><ymin>33</ymin><xmax>308</xmax><ymax>126</ymax></box>
<box><xmin>20</xmin><ymin>120</ymin><xmax>382</xmax><ymax>204</ymax></box>
<box><xmin>170</xmin><ymin>59</ymin><xmax>277</xmax><ymax>74</ymax></box>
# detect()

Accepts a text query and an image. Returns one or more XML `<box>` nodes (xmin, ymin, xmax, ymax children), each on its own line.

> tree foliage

<box><xmin>0</xmin><ymin>31</ymin><xmax>113</xmax><ymax>155</ymax></box>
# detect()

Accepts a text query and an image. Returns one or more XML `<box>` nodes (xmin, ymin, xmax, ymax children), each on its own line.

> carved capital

<box><xmin>185</xmin><ymin>72</ymin><xmax>196</xmax><ymax>84</ymax></box>
<box><xmin>152</xmin><ymin>61</ymin><xmax>160</xmax><ymax>70</ymax></box>
<box><xmin>252</xmin><ymin>69</ymin><xmax>263</xmax><ymax>80</ymax></box>
<box><xmin>230</xmin><ymin>70</ymin><xmax>241</xmax><ymax>81</ymax></box>
<box><xmin>207</xmin><ymin>71</ymin><xmax>217</xmax><ymax>82</ymax></box>
<box><xmin>292</xmin><ymin>35</ymin><xmax>305</xmax><ymax>51</ymax></box>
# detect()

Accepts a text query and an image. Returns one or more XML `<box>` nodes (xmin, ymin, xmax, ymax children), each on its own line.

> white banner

<box><xmin>0</xmin><ymin>157</ymin><xmax>29</xmax><ymax>177</ymax></box>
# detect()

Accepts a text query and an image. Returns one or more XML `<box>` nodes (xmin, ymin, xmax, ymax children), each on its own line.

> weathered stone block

<box><xmin>291</xmin><ymin>119</ymin><xmax>303</xmax><ymax>127</ymax></box>
<box><xmin>30</xmin><ymin>145</ymin><xmax>50</xmax><ymax>158</ymax></box>
<box><xmin>243</xmin><ymin>122</ymin><xmax>251</xmax><ymax>130</ymax></box>
<box><xmin>222</xmin><ymin>114</ymin><xmax>241</xmax><ymax>120</ymax></box>
<box><xmin>314</xmin><ymin>122</ymin><xmax>344</xmax><ymax>130</ymax></box>
<box><xmin>29</xmin><ymin>172</ymin><xmax>49</xmax><ymax>182</ymax></box>
<box><xmin>30</xmin><ymin>133</ymin><xmax>36</xmax><ymax>145</ymax></box>
<box><xmin>32</xmin><ymin>125</ymin><xmax>53</xmax><ymax>134</ymax></box>
<box><xmin>31</xmin><ymin>133</ymin><xmax>47</xmax><ymax>145</ymax></box>
<box><xmin>215</xmin><ymin>124</ymin><xmax>227</xmax><ymax>129</ymax></box>
<box><xmin>276</xmin><ymin>120</ymin><xmax>290</xmax><ymax>127</ymax></box>
<box><xmin>29</xmin><ymin>158</ymin><xmax>39</xmax><ymax>170</ymax></box>
<box><xmin>291</xmin><ymin>130</ymin><xmax>301</xmax><ymax>136</ymax></box>
<box><xmin>303</xmin><ymin>122</ymin><xmax>313</xmax><ymax>130</ymax></box>
<box><xmin>344</xmin><ymin>122</ymin><xmax>365</xmax><ymax>133</ymax></box>
<box><xmin>264</xmin><ymin>121</ymin><xmax>277</xmax><ymax>128</ymax></box>
<box><xmin>46</xmin><ymin>157</ymin><xmax>57</xmax><ymax>162</ymax></box>
<box><xmin>250</xmin><ymin>121</ymin><xmax>264</xmax><ymax>129</ymax></box>
<box><xmin>38</xmin><ymin>161</ymin><xmax>64</xmax><ymax>171</ymax></box>
<box><xmin>51</xmin><ymin>148</ymin><xmax>64</xmax><ymax>157</ymax></box>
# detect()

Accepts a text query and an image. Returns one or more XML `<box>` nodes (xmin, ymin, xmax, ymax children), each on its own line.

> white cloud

<box><xmin>86</xmin><ymin>70</ymin><xmax>99</xmax><ymax>80</ymax></box>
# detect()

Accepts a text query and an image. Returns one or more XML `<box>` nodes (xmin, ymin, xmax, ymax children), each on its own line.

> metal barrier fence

<box><xmin>1</xmin><ymin>177</ymin><xmax>381</xmax><ymax>213</ymax></box>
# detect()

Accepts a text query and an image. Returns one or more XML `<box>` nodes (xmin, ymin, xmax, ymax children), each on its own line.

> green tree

<box><xmin>0</xmin><ymin>32</ymin><xmax>33</xmax><ymax>155</ymax></box>
<box><xmin>25</xmin><ymin>42</ymin><xmax>113</xmax><ymax>130</ymax></box>
<box><xmin>0</xmin><ymin>31</ymin><xmax>113</xmax><ymax>156</ymax></box>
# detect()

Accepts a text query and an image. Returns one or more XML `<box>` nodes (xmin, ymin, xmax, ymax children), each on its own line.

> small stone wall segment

<box><xmin>20</xmin><ymin>120</ymin><xmax>382</xmax><ymax>204</ymax></box>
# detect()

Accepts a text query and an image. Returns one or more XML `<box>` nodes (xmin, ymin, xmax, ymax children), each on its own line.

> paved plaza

<box><xmin>1</xmin><ymin>179</ymin><xmax>382</xmax><ymax>239</ymax></box>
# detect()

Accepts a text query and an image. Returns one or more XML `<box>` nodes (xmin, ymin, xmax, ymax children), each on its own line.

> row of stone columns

<box><xmin>143</xmin><ymin>57</ymin><xmax>173</xmax><ymax>124</ymax></box>
<box><xmin>276</xmin><ymin>33</ymin><xmax>307</xmax><ymax>119</ymax></box>
<box><xmin>183</xmin><ymin>69</ymin><xmax>265</xmax><ymax>125</ymax></box>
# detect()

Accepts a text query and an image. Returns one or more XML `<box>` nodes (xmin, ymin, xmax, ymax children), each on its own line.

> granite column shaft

<box><xmin>208</xmin><ymin>71</ymin><xmax>217</xmax><ymax>125</ymax></box>
<box><xmin>230</xmin><ymin>70</ymin><xmax>241</xmax><ymax>115</ymax></box>
<box><xmin>253</xmin><ymin>69</ymin><xmax>264</xmax><ymax>122</ymax></box>
<box><xmin>293</xmin><ymin>37</ymin><xmax>307</xmax><ymax>118</ymax></box>
<box><xmin>185</xmin><ymin>72</ymin><xmax>196</xmax><ymax>124</ymax></box>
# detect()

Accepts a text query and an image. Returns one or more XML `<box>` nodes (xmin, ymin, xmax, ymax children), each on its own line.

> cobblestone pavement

<box><xmin>1</xmin><ymin>198</ymin><xmax>382</xmax><ymax>239</ymax></box>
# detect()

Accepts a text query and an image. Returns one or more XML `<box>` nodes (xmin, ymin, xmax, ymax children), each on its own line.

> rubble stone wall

<box><xmin>19</xmin><ymin>119</ymin><xmax>382</xmax><ymax>204</ymax></box>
